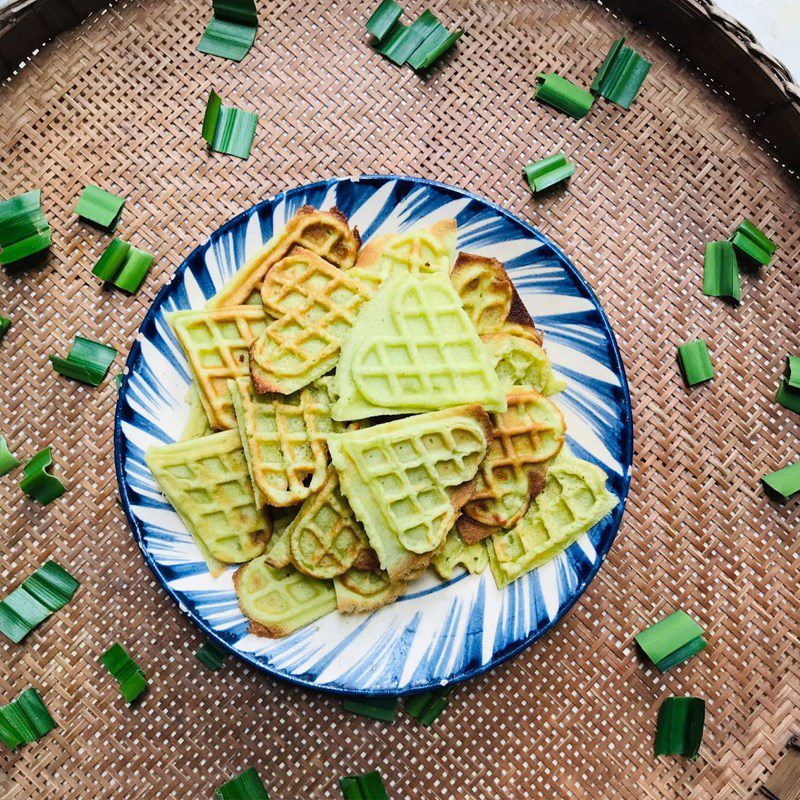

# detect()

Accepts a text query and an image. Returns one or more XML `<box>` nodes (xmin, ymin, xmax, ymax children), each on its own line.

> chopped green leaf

<box><xmin>92</xmin><ymin>238</ymin><xmax>154</xmax><ymax>293</ymax></box>
<box><xmin>535</xmin><ymin>73</ymin><xmax>594</xmax><ymax>119</ymax></box>
<box><xmin>0</xmin><ymin>688</ymin><xmax>57</xmax><ymax>750</ymax></box>
<box><xmin>198</xmin><ymin>0</ymin><xmax>258</xmax><ymax>63</ymax></box>
<box><xmin>677</xmin><ymin>339</ymin><xmax>713</xmax><ymax>386</ymax></box>
<box><xmin>101</xmin><ymin>643</ymin><xmax>148</xmax><ymax>704</ymax></box>
<box><xmin>654</xmin><ymin>696</ymin><xmax>705</xmax><ymax>760</ymax></box>
<box><xmin>50</xmin><ymin>335</ymin><xmax>117</xmax><ymax>386</ymax></box>
<box><xmin>0</xmin><ymin>316</ymin><xmax>10</xmax><ymax>342</ymax></box>
<box><xmin>195</xmin><ymin>638</ymin><xmax>227</xmax><ymax>671</ymax></box>
<box><xmin>203</xmin><ymin>90</ymin><xmax>258</xmax><ymax>159</ymax></box>
<box><xmin>590</xmin><ymin>36</ymin><xmax>651</xmax><ymax>108</ymax></box>
<box><xmin>0</xmin><ymin>190</ymin><xmax>51</xmax><ymax>266</ymax></box>
<box><xmin>0</xmin><ymin>435</ymin><xmax>19</xmax><ymax>476</ymax></box>
<box><xmin>408</xmin><ymin>24</ymin><xmax>462</xmax><ymax>70</ymax></box>
<box><xmin>74</xmin><ymin>185</ymin><xmax>126</xmax><ymax>231</ymax></box>
<box><xmin>367</xmin><ymin>0</ymin><xmax>403</xmax><ymax>42</ymax></box>
<box><xmin>19</xmin><ymin>447</ymin><xmax>66</xmax><ymax>504</ymax></box>
<box><xmin>404</xmin><ymin>686</ymin><xmax>450</xmax><ymax>726</ymax></box>
<box><xmin>0</xmin><ymin>561</ymin><xmax>78</xmax><ymax>643</ymax></box>
<box><xmin>115</xmin><ymin>373</ymin><xmax>123</xmax><ymax>390</ymax></box>
<box><xmin>339</xmin><ymin>770</ymin><xmax>389</xmax><ymax>800</ymax></box>
<box><xmin>786</xmin><ymin>356</ymin><xmax>800</xmax><ymax>390</ymax></box>
<box><xmin>702</xmin><ymin>241</ymin><xmax>740</xmax><ymax>303</ymax></box>
<box><xmin>776</xmin><ymin>381</ymin><xmax>800</xmax><ymax>413</ymax></box>
<box><xmin>523</xmin><ymin>152</ymin><xmax>575</xmax><ymax>194</ymax></box>
<box><xmin>635</xmin><ymin>610</ymin><xmax>707</xmax><ymax>672</ymax></box>
<box><xmin>729</xmin><ymin>219</ymin><xmax>776</xmax><ymax>267</ymax></box>
<box><xmin>378</xmin><ymin>10</ymin><xmax>440</xmax><ymax>65</ymax></box>
<box><xmin>762</xmin><ymin>460</ymin><xmax>800</xmax><ymax>502</ymax></box>
<box><xmin>216</xmin><ymin>767</ymin><xmax>270</xmax><ymax>799</ymax></box>
<box><xmin>343</xmin><ymin>695</ymin><xmax>397</xmax><ymax>722</ymax></box>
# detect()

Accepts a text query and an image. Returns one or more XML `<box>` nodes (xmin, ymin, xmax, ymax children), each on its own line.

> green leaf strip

<box><xmin>50</xmin><ymin>335</ymin><xmax>117</xmax><ymax>386</ymax></box>
<box><xmin>408</xmin><ymin>25</ymin><xmax>462</xmax><ymax>70</ymax></box>
<box><xmin>19</xmin><ymin>447</ymin><xmax>67</xmax><ymax>504</ymax></box>
<box><xmin>762</xmin><ymin>460</ymin><xmax>800</xmax><ymax>502</ymax></box>
<box><xmin>339</xmin><ymin>771</ymin><xmax>389</xmax><ymax>800</ymax></box>
<box><xmin>0</xmin><ymin>316</ymin><xmax>11</xmax><ymax>342</ymax></box>
<box><xmin>590</xmin><ymin>36</ymin><xmax>651</xmax><ymax>108</ymax></box>
<box><xmin>343</xmin><ymin>695</ymin><xmax>398</xmax><ymax>722</ymax></box>
<box><xmin>535</xmin><ymin>73</ymin><xmax>595</xmax><ymax>119</ymax></box>
<box><xmin>677</xmin><ymin>339</ymin><xmax>714</xmax><ymax>387</ymax></box>
<box><xmin>523</xmin><ymin>152</ymin><xmax>575</xmax><ymax>194</ymax></box>
<box><xmin>101</xmin><ymin>643</ymin><xmax>148</xmax><ymax>704</ymax></box>
<box><xmin>0</xmin><ymin>435</ymin><xmax>20</xmax><ymax>476</ymax></box>
<box><xmin>654</xmin><ymin>696</ymin><xmax>705</xmax><ymax>760</ymax></box>
<box><xmin>216</xmin><ymin>767</ymin><xmax>270</xmax><ymax>799</ymax></box>
<box><xmin>702</xmin><ymin>241</ymin><xmax>740</xmax><ymax>303</ymax></box>
<box><xmin>92</xmin><ymin>238</ymin><xmax>154</xmax><ymax>293</ymax></box>
<box><xmin>198</xmin><ymin>17</ymin><xmax>257</xmax><ymax>61</ymax></box>
<box><xmin>0</xmin><ymin>688</ymin><xmax>57</xmax><ymax>750</ymax></box>
<box><xmin>404</xmin><ymin>686</ymin><xmax>450</xmax><ymax>726</ymax></box>
<box><xmin>0</xmin><ymin>190</ymin><xmax>51</xmax><ymax>266</ymax></box>
<box><xmin>785</xmin><ymin>356</ymin><xmax>800</xmax><ymax>391</ymax></box>
<box><xmin>74</xmin><ymin>185</ymin><xmax>125</xmax><ymax>231</ymax></box>
<box><xmin>367</xmin><ymin>0</ymin><xmax>403</xmax><ymax>42</ymax></box>
<box><xmin>634</xmin><ymin>610</ymin><xmax>707</xmax><ymax>672</ymax></box>
<box><xmin>195</xmin><ymin>639</ymin><xmax>228</xmax><ymax>671</ymax></box>
<box><xmin>378</xmin><ymin>10</ymin><xmax>440</xmax><ymax>65</ymax></box>
<box><xmin>0</xmin><ymin>561</ymin><xmax>78</xmax><ymax>643</ymax></box>
<box><xmin>203</xmin><ymin>91</ymin><xmax>258</xmax><ymax>159</ymax></box>
<box><xmin>729</xmin><ymin>219</ymin><xmax>776</xmax><ymax>267</ymax></box>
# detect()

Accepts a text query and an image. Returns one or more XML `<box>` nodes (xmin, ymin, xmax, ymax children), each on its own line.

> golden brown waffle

<box><xmin>249</xmin><ymin>248</ymin><xmax>374</xmax><ymax>395</ymax></box>
<box><xmin>333</xmin><ymin>568</ymin><xmax>406</xmax><ymax>613</ymax></box>
<box><xmin>451</xmin><ymin>252</ymin><xmax>513</xmax><ymax>334</ymax></box>
<box><xmin>170</xmin><ymin>306</ymin><xmax>268</xmax><ymax>430</ymax></box>
<box><xmin>288</xmin><ymin>469</ymin><xmax>373</xmax><ymax>579</ymax></box>
<box><xmin>209</xmin><ymin>206</ymin><xmax>361</xmax><ymax>308</ymax></box>
<box><xmin>463</xmin><ymin>388</ymin><xmax>566</xmax><ymax>529</ymax></box>
<box><xmin>229</xmin><ymin>376</ymin><xmax>341</xmax><ymax>507</ymax></box>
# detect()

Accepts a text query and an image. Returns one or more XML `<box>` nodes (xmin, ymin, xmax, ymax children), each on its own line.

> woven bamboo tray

<box><xmin>0</xmin><ymin>1</ymin><xmax>798</xmax><ymax>798</ymax></box>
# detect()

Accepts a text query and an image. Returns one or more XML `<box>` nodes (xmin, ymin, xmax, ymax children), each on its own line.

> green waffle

<box><xmin>263</xmin><ymin>506</ymin><xmax>297</xmax><ymax>568</ymax></box>
<box><xmin>333</xmin><ymin>268</ymin><xmax>507</xmax><ymax>421</ymax></box>
<box><xmin>488</xmin><ymin>449</ymin><xmax>617</xmax><ymax>588</ymax></box>
<box><xmin>229</xmin><ymin>376</ymin><xmax>341</xmax><ymax>507</ymax></box>
<box><xmin>333</xmin><ymin>568</ymin><xmax>406</xmax><ymax>613</ymax></box>
<box><xmin>146</xmin><ymin>430</ymin><xmax>270</xmax><ymax>565</ymax></box>
<box><xmin>288</xmin><ymin>469</ymin><xmax>372</xmax><ymax>579</ymax></box>
<box><xmin>234</xmin><ymin>557</ymin><xmax>336</xmax><ymax>637</ymax></box>
<box><xmin>482</xmin><ymin>326</ymin><xmax>566</xmax><ymax>396</ymax></box>
<box><xmin>328</xmin><ymin>405</ymin><xmax>490</xmax><ymax>581</ymax></box>
<box><xmin>431</xmin><ymin>528</ymin><xmax>489</xmax><ymax>580</ymax></box>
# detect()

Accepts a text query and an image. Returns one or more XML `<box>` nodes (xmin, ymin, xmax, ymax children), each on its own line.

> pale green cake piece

<box><xmin>146</xmin><ymin>430</ymin><xmax>271</xmax><ymax>566</ymax></box>
<box><xmin>431</xmin><ymin>528</ymin><xmax>489</xmax><ymax>581</ymax></box>
<box><xmin>488</xmin><ymin>448</ymin><xmax>618</xmax><ymax>588</ymax></box>
<box><xmin>328</xmin><ymin>406</ymin><xmax>490</xmax><ymax>581</ymax></box>
<box><xmin>482</xmin><ymin>327</ymin><xmax>566</xmax><ymax>396</ymax></box>
<box><xmin>234</xmin><ymin>557</ymin><xmax>336</xmax><ymax>638</ymax></box>
<box><xmin>333</xmin><ymin>568</ymin><xmax>406</xmax><ymax>613</ymax></box>
<box><xmin>332</xmin><ymin>268</ymin><xmax>507</xmax><ymax>421</ymax></box>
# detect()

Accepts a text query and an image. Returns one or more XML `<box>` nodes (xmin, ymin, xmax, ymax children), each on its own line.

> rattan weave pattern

<box><xmin>0</xmin><ymin>0</ymin><xmax>798</xmax><ymax>798</ymax></box>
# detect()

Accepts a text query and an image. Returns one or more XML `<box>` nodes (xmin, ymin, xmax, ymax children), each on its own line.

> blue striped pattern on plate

<box><xmin>114</xmin><ymin>175</ymin><xmax>633</xmax><ymax>696</ymax></box>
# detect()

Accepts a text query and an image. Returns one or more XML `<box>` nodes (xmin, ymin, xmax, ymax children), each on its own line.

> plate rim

<box><xmin>114</xmin><ymin>173</ymin><xmax>634</xmax><ymax>696</ymax></box>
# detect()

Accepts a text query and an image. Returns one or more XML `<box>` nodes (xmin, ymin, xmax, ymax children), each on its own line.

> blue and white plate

<box><xmin>115</xmin><ymin>175</ymin><xmax>633</xmax><ymax>696</ymax></box>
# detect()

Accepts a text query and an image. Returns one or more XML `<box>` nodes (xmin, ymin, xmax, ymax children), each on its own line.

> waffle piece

<box><xmin>209</xmin><ymin>206</ymin><xmax>361</xmax><ymax>308</ymax></box>
<box><xmin>488</xmin><ymin>449</ymin><xmax>618</xmax><ymax>589</ymax></box>
<box><xmin>483</xmin><ymin>326</ymin><xmax>566</xmax><ymax>395</ymax></box>
<box><xmin>451</xmin><ymin>252</ymin><xmax>513</xmax><ymax>334</ymax></box>
<box><xmin>464</xmin><ymin>388</ymin><xmax>566</xmax><ymax>529</ymax></box>
<box><xmin>229</xmin><ymin>376</ymin><xmax>341</xmax><ymax>507</ymax></box>
<box><xmin>263</xmin><ymin>506</ymin><xmax>298</xmax><ymax>568</ymax></box>
<box><xmin>234</xmin><ymin>557</ymin><xmax>336</xmax><ymax>637</ymax></box>
<box><xmin>456</xmin><ymin>514</ymin><xmax>499</xmax><ymax>544</ymax></box>
<box><xmin>248</xmin><ymin>248</ymin><xmax>374</xmax><ymax>395</ymax></box>
<box><xmin>333</xmin><ymin>568</ymin><xmax>406</xmax><ymax>613</ymax></box>
<box><xmin>431</xmin><ymin>528</ymin><xmax>489</xmax><ymax>580</ymax></box>
<box><xmin>170</xmin><ymin>306</ymin><xmax>268</xmax><ymax>430</ymax></box>
<box><xmin>352</xmin><ymin>218</ymin><xmax>456</xmax><ymax>282</ymax></box>
<box><xmin>333</xmin><ymin>268</ymin><xmax>507</xmax><ymax>421</ymax></box>
<box><xmin>146</xmin><ymin>430</ymin><xmax>271</xmax><ymax>565</ymax></box>
<box><xmin>180</xmin><ymin>382</ymin><xmax>214</xmax><ymax>440</ymax></box>
<box><xmin>288</xmin><ymin>469</ymin><xmax>373</xmax><ymax>579</ymax></box>
<box><xmin>328</xmin><ymin>405</ymin><xmax>491</xmax><ymax>581</ymax></box>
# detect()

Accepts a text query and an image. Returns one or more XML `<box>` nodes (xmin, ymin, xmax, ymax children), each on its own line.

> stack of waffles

<box><xmin>146</xmin><ymin>206</ymin><xmax>617</xmax><ymax>637</ymax></box>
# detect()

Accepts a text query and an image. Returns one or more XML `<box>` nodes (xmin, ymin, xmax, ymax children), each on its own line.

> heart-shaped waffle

<box><xmin>450</xmin><ymin>252</ymin><xmax>513</xmax><ymax>334</ymax></box>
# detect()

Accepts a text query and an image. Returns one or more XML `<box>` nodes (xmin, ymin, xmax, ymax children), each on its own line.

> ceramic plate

<box><xmin>115</xmin><ymin>175</ymin><xmax>633</xmax><ymax>696</ymax></box>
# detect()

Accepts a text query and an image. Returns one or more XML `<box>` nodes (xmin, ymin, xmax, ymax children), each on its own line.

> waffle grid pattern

<box><xmin>451</xmin><ymin>256</ymin><xmax>513</xmax><ymax>334</ymax></box>
<box><xmin>0</xmin><ymin>0</ymin><xmax>797</xmax><ymax>796</ymax></box>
